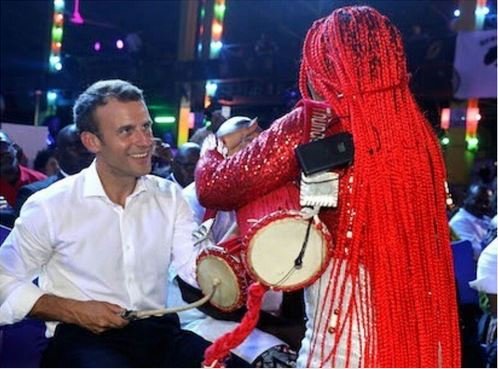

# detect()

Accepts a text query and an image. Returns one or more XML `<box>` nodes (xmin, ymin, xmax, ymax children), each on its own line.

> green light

<box><xmin>52</xmin><ymin>26</ymin><xmax>63</xmax><ymax>42</ymax></box>
<box><xmin>200</xmin><ymin>7</ymin><xmax>205</xmax><ymax>18</ymax></box>
<box><xmin>441</xmin><ymin>137</ymin><xmax>450</xmax><ymax>146</ymax></box>
<box><xmin>214</xmin><ymin>3</ymin><xmax>226</xmax><ymax>19</ymax></box>
<box><xmin>154</xmin><ymin>116</ymin><xmax>176</xmax><ymax>124</ymax></box>
<box><xmin>466</xmin><ymin>137</ymin><xmax>479</xmax><ymax>151</ymax></box>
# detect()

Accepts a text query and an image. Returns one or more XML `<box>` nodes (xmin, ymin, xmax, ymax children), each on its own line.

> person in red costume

<box><xmin>196</xmin><ymin>5</ymin><xmax>461</xmax><ymax>368</ymax></box>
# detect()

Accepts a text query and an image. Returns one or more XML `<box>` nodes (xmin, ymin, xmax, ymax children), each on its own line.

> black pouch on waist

<box><xmin>295</xmin><ymin>132</ymin><xmax>354</xmax><ymax>176</ymax></box>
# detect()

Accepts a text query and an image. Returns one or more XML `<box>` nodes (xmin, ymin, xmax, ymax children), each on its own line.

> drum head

<box><xmin>197</xmin><ymin>253</ymin><xmax>244</xmax><ymax>312</ymax></box>
<box><xmin>245</xmin><ymin>214</ymin><xmax>331</xmax><ymax>291</ymax></box>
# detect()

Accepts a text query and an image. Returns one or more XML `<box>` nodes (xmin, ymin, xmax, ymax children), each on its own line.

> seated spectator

<box><xmin>450</xmin><ymin>183</ymin><xmax>494</xmax><ymax>259</ymax></box>
<box><xmin>151</xmin><ymin>137</ymin><xmax>173</xmax><ymax>178</ymax></box>
<box><xmin>0</xmin><ymin>79</ymin><xmax>230</xmax><ymax>367</ymax></box>
<box><xmin>14</xmin><ymin>124</ymin><xmax>94</xmax><ymax>215</ymax></box>
<box><xmin>190</xmin><ymin>110</ymin><xmax>227</xmax><ymax>147</ymax></box>
<box><xmin>169</xmin><ymin>142</ymin><xmax>200</xmax><ymax>188</ymax></box>
<box><xmin>0</xmin><ymin>130</ymin><xmax>46</xmax><ymax>207</ymax></box>
<box><xmin>33</xmin><ymin>148</ymin><xmax>59</xmax><ymax>177</ymax></box>
<box><xmin>469</xmin><ymin>239</ymin><xmax>497</xmax><ymax>368</ymax></box>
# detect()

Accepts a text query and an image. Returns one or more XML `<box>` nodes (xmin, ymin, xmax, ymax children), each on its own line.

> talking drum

<box><xmin>243</xmin><ymin>210</ymin><xmax>333</xmax><ymax>291</ymax></box>
<box><xmin>196</xmin><ymin>237</ymin><xmax>250</xmax><ymax>312</ymax></box>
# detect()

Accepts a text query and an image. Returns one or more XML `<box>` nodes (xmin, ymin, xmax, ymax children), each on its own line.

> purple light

<box><xmin>71</xmin><ymin>11</ymin><xmax>84</xmax><ymax>24</ymax></box>
<box><xmin>94</xmin><ymin>41</ymin><xmax>101</xmax><ymax>52</ymax></box>
<box><xmin>71</xmin><ymin>0</ymin><xmax>85</xmax><ymax>24</ymax></box>
<box><xmin>116</xmin><ymin>39</ymin><xmax>124</xmax><ymax>49</ymax></box>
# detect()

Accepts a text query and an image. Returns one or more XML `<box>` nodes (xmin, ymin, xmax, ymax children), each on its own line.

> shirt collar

<box><xmin>83</xmin><ymin>160</ymin><xmax>148</xmax><ymax>199</ymax></box>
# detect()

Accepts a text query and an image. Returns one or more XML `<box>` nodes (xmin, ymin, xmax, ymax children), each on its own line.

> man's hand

<box><xmin>70</xmin><ymin>300</ymin><xmax>129</xmax><ymax>334</ymax></box>
<box><xmin>30</xmin><ymin>294</ymin><xmax>129</xmax><ymax>334</ymax></box>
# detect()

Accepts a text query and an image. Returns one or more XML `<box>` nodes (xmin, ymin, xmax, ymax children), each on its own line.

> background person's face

<box><xmin>0</xmin><ymin>141</ymin><xmax>18</xmax><ymax>178</ymax></box>
<box><xmin>58</xmin><ymin>133</ymin><xmax>95</xmax><ymax>175</ymax></box>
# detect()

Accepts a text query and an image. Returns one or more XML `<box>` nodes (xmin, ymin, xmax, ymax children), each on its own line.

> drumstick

<box><xmin>218</xmin><ymin>222</ymin><xmax>238</xmax><ymax>244</ymax></box>
<box><xmin>121</xmin><ymin>278</ymin><xmax>221</xmax><ymax>321</ymax></box>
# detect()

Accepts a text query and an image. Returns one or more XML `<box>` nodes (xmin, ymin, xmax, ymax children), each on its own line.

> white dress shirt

<box><xmin>0</xmin><ymin>162</ymin><xmax>198</xmax><ymax>336</ymax></box>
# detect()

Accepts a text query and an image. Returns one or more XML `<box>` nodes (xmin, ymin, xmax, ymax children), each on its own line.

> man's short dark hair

<box><xmin>73</xmin><ymin>79</ymin><xmax>144</xmax><ymax>135</ymax></box>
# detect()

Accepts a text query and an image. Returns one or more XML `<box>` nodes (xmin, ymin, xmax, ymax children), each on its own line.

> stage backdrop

<box><xmin>1</xmin><ymin>123</ymin><xmax>48</xmax><ymax>168</ymax></box>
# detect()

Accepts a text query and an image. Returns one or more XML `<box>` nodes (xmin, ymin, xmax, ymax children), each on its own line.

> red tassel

<box><xmin>203</xmin><ymin>283</ymin><xmax>268</xmax><ymax>367</ymax></box>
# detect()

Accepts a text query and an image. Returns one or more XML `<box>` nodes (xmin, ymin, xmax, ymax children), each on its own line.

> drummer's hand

<box><xmin>222</xmin><ymin>120</ymin><xmax>261</xmax><ymax>156</ymax></box>
<box><xmin>70</xmin><ymin>300</ymin><xmax>129</xmax><ymax>334</ymax></box>
<box><xmin>200</xmin><ymin>133</ymin><xmax>218</xmax><ymax>156</ymax></box>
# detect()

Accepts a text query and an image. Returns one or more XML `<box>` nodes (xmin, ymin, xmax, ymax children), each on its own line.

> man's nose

<box><xmin>136</xmin><ymin>131</ymin><xmax>153</xmax><ymax>147</ymax></box>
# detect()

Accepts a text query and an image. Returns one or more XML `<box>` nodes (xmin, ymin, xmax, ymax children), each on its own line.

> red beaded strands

<box><xmin>298</xmin><ymin>6</ymin><xmax>460</xmax><ymax>367</ymax></box>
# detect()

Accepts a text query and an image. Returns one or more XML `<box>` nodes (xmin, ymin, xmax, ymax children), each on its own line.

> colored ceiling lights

<box><xmin>210</xmin><ymin>0</ymin><xmax>225</xmax><ymax>59</ymax></box>
<box><xmin>49</xmin><ymin>0</ymin><xmax>65</xmax><ymax>73</ymax></box>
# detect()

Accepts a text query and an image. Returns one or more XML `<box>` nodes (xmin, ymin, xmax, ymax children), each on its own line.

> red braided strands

<box><xmin>203</xmin><ymin>283</ymin><xmax>268</xmax><ymax>367</ymax></box>
<box><xmin>299</xmin><ymin>6</ymin><xmax>460</xmax><ymax>367</ymax></box>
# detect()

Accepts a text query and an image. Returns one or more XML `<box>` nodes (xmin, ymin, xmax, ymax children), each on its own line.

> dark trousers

<box><xmin>41</xmin><ymin>314</ymin><xmax>251</xmax><ymax>368</ymax></box>
<box><xmin>40</xmin><ymin>314</ymin><xmax>215</xmax><ymax>368</ymax></box>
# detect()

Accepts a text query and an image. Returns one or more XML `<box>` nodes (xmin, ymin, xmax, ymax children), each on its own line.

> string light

<box><xmin>209</xmin><ymin>0</ymin><xmax>226</xmax><ymax>59</ymax></box>
<box><xmin>49</xmin><ymin>0</ymin><xmax>64</xmax><ymax>73</ymax></box>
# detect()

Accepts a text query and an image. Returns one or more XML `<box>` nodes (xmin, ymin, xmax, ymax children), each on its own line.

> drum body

<box><xmin>243</xmin><ymin>210</ymin><xmax>332</xmax><ymax>291</ymax></box>
<box><xmin>196</xmin><ymin>238</ymin><xmax>250</xmax><ymax>312</ymax></box>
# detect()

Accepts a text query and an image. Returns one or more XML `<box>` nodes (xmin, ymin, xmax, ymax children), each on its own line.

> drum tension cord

<box><xmin>294</xmin><ymin>218</ymin><xmax>313</xmax><ymax>269</ymax></box>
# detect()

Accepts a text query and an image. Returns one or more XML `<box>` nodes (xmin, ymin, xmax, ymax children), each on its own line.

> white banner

<box><xmin>454</xmin><ymin>30</ymin><xmax>497</xmax><ymax>98</ymax></box>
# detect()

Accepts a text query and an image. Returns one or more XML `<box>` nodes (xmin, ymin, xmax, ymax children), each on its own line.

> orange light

<box><xmin>54</xmin><ymin>13</ymin><xmax>64</xmax><ymax>25</ymax></box>
<box><xmin>212</xmin><ymin>22</ymin><xmax>223</xmax><ymax>38</ymax></box>
<box><xmin>466</xmin><ymin>107</ymin><xmax>480</xmax><ymax>136</ymax></box>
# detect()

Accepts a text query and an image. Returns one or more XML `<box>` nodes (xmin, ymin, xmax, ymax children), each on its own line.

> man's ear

<box><xmin>80</xmin><ymin>131</ymin><xmax>101</xmax><ymax>154</ymax></box>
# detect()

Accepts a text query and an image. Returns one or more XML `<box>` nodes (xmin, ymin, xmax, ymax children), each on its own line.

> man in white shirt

<box><xmin>0</xmin><ymin>80</ymin><xmax>215</xmax><ymax>367</ymax></box>
<box><xmin>450</xmin><ymin>184</ymin><xmax>494</xmax><ymax>259</ymax></box>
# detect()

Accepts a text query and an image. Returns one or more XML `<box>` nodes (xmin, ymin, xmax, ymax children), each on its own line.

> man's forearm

<box><xmin>29</xmin><ymin>294</ymin><xmax>79</xmax><ymax>323</ymax></box>
<box><xmin>28</xmin><ymin>294</ymin><xmax>129</xmax><ymax>334</ymax></box>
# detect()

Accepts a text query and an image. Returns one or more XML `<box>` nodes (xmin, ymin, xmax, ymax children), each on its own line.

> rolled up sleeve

<box><xmin>0</xmin><ymin>197</ymin><xmax>53</xmax><ymax>324</ymax></box>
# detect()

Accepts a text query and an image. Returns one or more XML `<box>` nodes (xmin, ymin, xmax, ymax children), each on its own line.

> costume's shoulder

<box><xmin>273</xmin><ymin>106</ymin><xmax>304</xmax><ymax>126</ymax></box>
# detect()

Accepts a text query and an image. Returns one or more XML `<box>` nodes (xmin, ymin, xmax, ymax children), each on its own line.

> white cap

<box><xmin>216</xmin><ymin>116</ymin><xmax>257</xmax><ymax>138</ymax></box>
<box><xmin>469</xmin><ymin>238</ymin><xmax>497</xmax><ymax>294</ymax></box>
